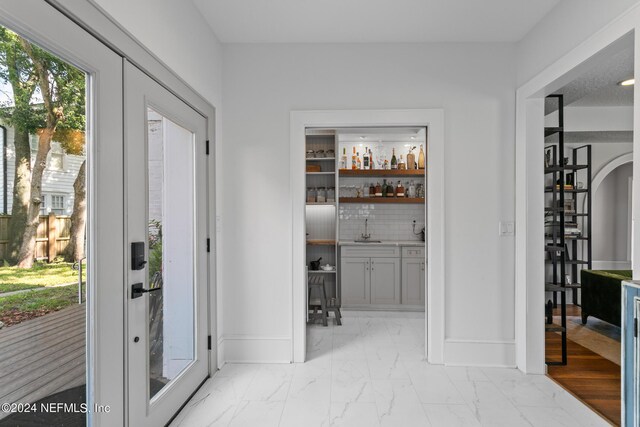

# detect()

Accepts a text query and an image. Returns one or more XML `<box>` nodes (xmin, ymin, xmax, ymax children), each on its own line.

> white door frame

<box><xmin>50</xmin><ymin>0</ymin><xmax>220</xmax><ymax>372</ymax></box>
<box><xmin>125</xmin><ymin>61</ymin><xmax>209</xmax><ymax>426</ymax></box>
<box><xmin>515</xmin><ymin>5</ymin><xmax>640</xmax><ymax>373</ymax></box>
<box><xmin>290</xmin><ymin>109</ymin><xmax>445</xmax><ymax>364</ymax></box>
<box><xmin>0</xmin><ymin>2</ymin><xmax>124</xmax><ymax>424</ymax></box>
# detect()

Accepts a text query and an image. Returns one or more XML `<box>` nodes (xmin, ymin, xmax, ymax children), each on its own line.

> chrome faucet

<box><xmin>361</xmin><ymin>219</ymin><xmax>371</xmax><ymax>241</ymax></box>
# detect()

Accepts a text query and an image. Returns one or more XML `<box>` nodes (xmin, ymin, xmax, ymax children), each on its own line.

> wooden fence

<box><xmin>0</xmin><ymin>214</ymin><xmax>71</xmax><ymax>262</ymax></box>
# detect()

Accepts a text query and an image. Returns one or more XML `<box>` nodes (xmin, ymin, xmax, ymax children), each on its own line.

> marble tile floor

<box><xmin>171</xmin><ymin>311</ymin><xmax>610</xmax><ymax>427</ymax></box>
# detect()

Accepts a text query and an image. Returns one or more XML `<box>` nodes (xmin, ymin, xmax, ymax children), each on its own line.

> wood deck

<box><xmin>0</xmin><ymin>304</ymin><xmax>86</xmax><ymax>420</ymax></box>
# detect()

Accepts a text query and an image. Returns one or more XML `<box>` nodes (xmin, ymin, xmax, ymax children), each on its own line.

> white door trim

<box><xmin>49</xmin><ymin>0</ymin><xmax>219</xmax><ymax>375</ymax></box>
<box><xmin>515</xmin><ymin>4</ymin><xmax>640</xmax><ymax>373</ymax></box>
<box><xmin>0</xmin><ymin>2</ymin><xmax>125</xmax><ymax>424</ymax></box>
<box><xmin>290</xmin><ymin>109</ymin><xmax>445</xmax><ymax>364</ymax></box>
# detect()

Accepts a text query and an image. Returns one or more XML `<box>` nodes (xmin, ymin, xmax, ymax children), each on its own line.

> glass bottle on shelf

<box><xmin>386</xmin><ymin>180</ymin><xmax>395</xmax><ymax>197</ymax></box>
<box><xmin>407</xmin><ymin>180</ymin><xmax>416</xmax><ymax>198</ymax></box>
<box><xmin>396</xmin><ymin>181</ymin><xmax>405</xmax><ymax>197</ymax></box>
<box><xmin>369</xmin><ymin>183</ymin><xmax>375</xmax><ymax>198</ymax></box>
<box><xmin>398</xmin><ymin>155</ymin><xmax>406</xmax><ymax>170</ymax></box>
<box><xmin>375</xmin><ymin>182</ymin><xmax>383</xmax><ymax>197</ymax></box>
<box><xmin>407</xmin><ymin>147</ymin><xmax>416</xmax><ymax>169</ymax></box>
<box><xmin>391</xmin><ymin>148</ymin><xmax>398</xmax><ymax>170</ymax></box>
<box><xmin>340</xmin><ymin>148</ymin><xmax>347</xmax><ymax>169</ymax></box>
<box><xmin>352</xmin><ymin>147</ymin><xmax>357</xmax><ymax>170</ymax></box>
<box><xmin>317</xmin><ymin>187</ymin><xmax>326</xmax><ymax>203</ymax></box>
<box><xmin>356</xmin><ymin>152</ymin><xmax>362</xmax><ymax>169</ymax></box>
<box><xmin>418</xmin><ymin>144</ymin><xmax>425</xmax><ymax>169</ymax></box>
<box><xmin>327</xmin><ymin>187</ymin><xmax>335</xmax><ymax>202</ymax></box>
<box><xmin>369</xmin><ymin>149</ymin><xmax>374</xmax><ymax>170</ymax></box>
<box><xmin>363</xmin><ymin>147</ymin><xmax>370</xmax><ymax>169</ymax></box>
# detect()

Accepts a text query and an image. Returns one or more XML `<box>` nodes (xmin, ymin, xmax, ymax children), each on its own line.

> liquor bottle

<box><xmin>398</xmin><ymin>155</ymin><xmax>406</xmax><ymax>170</ymax></box>
<box><xmin>407</xmin><ymin>147</ymin><xmax>416</xmax><ymax>169</ymax></box>
<box><xmin>340</xmin><ymin>148</ymin><xmax>348</xmax><ymax>169</ymax></box>
<box><xmin>363</xmin><ymin>147</ymin><xmax>370</xmax><ymax>169</ymax></box>
<box><xmin>408</xmin><ymin>180</ymin><xmax>416</xmax><ymax>198</ymax></box>
<box><xmin>375</xmin><ymin>182</ymin><xmax>383</xmax><ymax>197</ymax></box>
<box><xmin>386</xmin><ymin>180</ymin><xmax>395</xmax><ymax>197</ymax></box>
<box><xmin>369</xmin><ymin>183</ymin><xmax>375</xmax><ymax>198</ymax></box>
<box><xmin>418</xmin><ymin>144</ymin><xmax>425</xmax><ymax>169</ymax></box>
<box><xmin>368</xmin><ymin>149</ymin><xmax>374</xmax><ymax>170</ymax></box>
<box><xmin>391</xmin><ymin>148</ymin><xmax>398</xmax><ymax>170</ymax></box>
<box><xmin>396</xmin><ymin>181</ymin><xmax>405</xmax><ymax>197</ymax></box>
<box><xmin>352</xmin><ymin>147</ymin><xmax>357</xmax><ymax>170</ymax></box>
<box><xmin>356</xmin><ymin>152</ymin><xmax>362</xmax><ymax>169</ymax></box>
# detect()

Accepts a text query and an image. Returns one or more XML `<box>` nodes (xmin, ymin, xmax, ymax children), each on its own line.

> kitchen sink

<box><xmin>353</xmin><ymin>240</ymin><xmax>382</xmax><ymax>243</ymax></box>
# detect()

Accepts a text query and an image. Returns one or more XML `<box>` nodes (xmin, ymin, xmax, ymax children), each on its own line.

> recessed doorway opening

<box><xmin>303</xmin><ymin>126</ymin><xmax>428</xmax><ymax>374</ymax></box>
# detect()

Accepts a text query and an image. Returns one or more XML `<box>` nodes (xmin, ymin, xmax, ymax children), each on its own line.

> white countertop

<box><xmin>338</xmin><ymin>240</ymin><xmax>425</xmax><ymax>247</ymax></box>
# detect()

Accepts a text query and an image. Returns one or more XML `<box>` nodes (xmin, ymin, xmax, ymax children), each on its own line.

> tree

<box><xmin>63</xmin><ymin>158</ymin><xmax>86</xmax><ymax>262</ymax></box>
<box><xmin>0</xmin><ymin>28</ymin><xmax>37</xmax><ymax>262</ymax></box>
<box><xmin>0</xmin><ymin>28</ymin><xmax>85</xmax><ymax>267</ymax></box>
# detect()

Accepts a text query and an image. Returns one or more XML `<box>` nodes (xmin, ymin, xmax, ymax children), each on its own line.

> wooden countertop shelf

<box><xmin>306</xmin><ymin>239</ymin><xmax>337</xmax><ymax>246</ymax></box>
<box><xmin>339</xmin><ymin>197</ymin><xmax>425</xmax><ymax>204</ymax></box>
<box><xmin>339</xmin><ymin>169</ymin><xmax>425</xmax><ymax>177</ymax></box>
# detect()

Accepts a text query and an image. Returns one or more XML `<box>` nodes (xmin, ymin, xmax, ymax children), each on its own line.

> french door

<box><xmin>125</xmin><ymin>62</ymin><xmax>209</xmax><ymax>426</ymax></box>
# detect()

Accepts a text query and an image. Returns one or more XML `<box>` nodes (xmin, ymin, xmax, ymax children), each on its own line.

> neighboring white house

<box><xmin>0</xmin><ymin>122</ymin><xmax>84</xmax><ymax>216</ymax></box>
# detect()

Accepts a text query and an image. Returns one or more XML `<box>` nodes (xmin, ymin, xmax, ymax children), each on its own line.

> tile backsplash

<box><xmin>339</xmin><ymin>203</ymin><xmax>426</xmax><ymax>241</ymax></box>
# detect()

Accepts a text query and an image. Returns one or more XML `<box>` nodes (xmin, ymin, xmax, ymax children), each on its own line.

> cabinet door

<box><xmin>341</xmin><ymin>257</ymin><xmax>370</xmax><ymax>305</ymax></box>
<box><xmin>402</xmin><ymin>259</ymin><xmax>425</xmax><ymax>305</ymax></box>
<box><xmin>370</xmin><ymin>258</ymin><xmax>400</xmax><ymax>305</ymax></box>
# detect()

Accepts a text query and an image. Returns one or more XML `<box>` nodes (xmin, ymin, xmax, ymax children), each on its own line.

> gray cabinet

<box><xmin>402</xmin><ymin>258</ymin><xmax>425</xmax><ymax>305</ymax></box>
<box><xmin>370</xmin><ymin>258</ymin><xmax>401</xmax><ymax>304</ymax></box>
<box><xmin>622</xmin><ymin>281</ymin><xmax>640</xmax><ymax>427</ymax></box>
<box><xmin>340</xmin><ymin>245</ymin><xmax>425</xmax><ymax>308</ymax></box>
<box><xmin>341</xmin><ymin>257</ymin><xmax>370</xmax><ymax>305</ymax></box>
<box><xmin>340</xmin><ymin>246</ymin><xmax>402</xmax><ymax>306</ymax></box>
<box><xmin>401</xmin><ymin>246</ymin><xmax>425</xmax><ymax>306</ymax></box>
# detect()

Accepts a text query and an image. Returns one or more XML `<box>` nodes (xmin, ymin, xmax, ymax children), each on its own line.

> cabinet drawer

<box><xmin>402</xmin><ymin>246</ymin><xmax>425</xmax><ymax>258</ymax></box>
<box><xmin>341</xmin><ymin>246</ymin><xmax>400</xmax><ymax>258</ymax></box>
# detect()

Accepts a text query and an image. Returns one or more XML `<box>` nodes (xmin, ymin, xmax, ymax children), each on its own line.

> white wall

<box><xmin>516</xmin><ymin>0</ymin><xmax>640</xmax><ymax>86</ymax></box>
<box><xmin>92</xmin><ymin>0</ymin><xmax>222</xmax><ymax>109</ymax></box>
<box><xmin>221</xmin><ymin>43</ymin><xmax>517</xmax><ymax>364</ymax></box>
<box><xmin>594</xmin><ymin>162</ymin><xmax>633</xmax><ymax>263</ymax></box>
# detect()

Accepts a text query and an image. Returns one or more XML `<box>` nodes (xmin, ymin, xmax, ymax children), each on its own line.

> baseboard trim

<box><xmin>221</xmin><ymin>335</ymin><xmax>292</xmax><ymax>363</ymax></box>
<box><xmin>444</xmin><ymin>339</ymin><xmax>516</xmax><ymax>367</ymax></box>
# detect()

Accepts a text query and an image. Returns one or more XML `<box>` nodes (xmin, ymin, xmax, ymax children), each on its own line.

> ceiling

<box><xmin>547</xmin><ymin>43</ymin><xmax>634</xmax><ymax>110</ymax></box>
<box><xmin>192</xmin><ymin>0</ymin><xmax>561</xmax><ymax>43</ymax></box>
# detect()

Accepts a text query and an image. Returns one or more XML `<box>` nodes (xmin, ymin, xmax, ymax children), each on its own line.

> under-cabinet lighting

<box><xmin>619</xmin><ymin>78</ymin><xmax>635</xmax><ymax>86</ymax></box>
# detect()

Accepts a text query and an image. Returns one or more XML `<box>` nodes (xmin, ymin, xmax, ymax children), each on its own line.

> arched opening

<box><xmin>593</xmin><ymin>160</ymin><xmax>633</xmax><ymax>270</ymax></box>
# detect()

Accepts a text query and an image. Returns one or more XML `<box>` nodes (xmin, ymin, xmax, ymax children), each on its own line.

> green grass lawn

<box><xmin>0</xmin><ymin>262</ymin><xmax>85</xmax><ymax>294</ymax></box>
<box><xmin>0</xmin><ymin>284</ymin><xmax>84</xmax><ymax>326</ymax></box>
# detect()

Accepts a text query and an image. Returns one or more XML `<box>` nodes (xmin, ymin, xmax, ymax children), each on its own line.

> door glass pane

<box><xmin>147</xmin><ymin>108</ymin><xmax>195</xmax><ymax>400</ymax></box>
<box><xmin>0</xmin><ymin>25</ymin><xmax>88</xmax><ymax>425</ymax></box>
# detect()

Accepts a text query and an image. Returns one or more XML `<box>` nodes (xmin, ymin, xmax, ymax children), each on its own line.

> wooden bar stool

<box><xmin>308</xmin><ymin>275</ymin><xmax>342</xmax><ymax>326</ymax></box>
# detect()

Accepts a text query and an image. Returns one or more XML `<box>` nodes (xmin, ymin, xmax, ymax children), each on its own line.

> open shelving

<box><xmin>339</xmin><ymin>197</ymin><xmax>424</xmax><ymax>204</ymax></box>
<box><xmin>339</xmin><ymin>169</ymin><xmax>424</xmax><ymax>178</ymax></box>
<box><xmin>305</xmin><ymin>131</ymin><xmax>339</xmax><ymax>309</ymax></box>
<box><xmin>543</xmin><ymin>94</ymin><xmax>593</xmax><ymax>367</ymax></box>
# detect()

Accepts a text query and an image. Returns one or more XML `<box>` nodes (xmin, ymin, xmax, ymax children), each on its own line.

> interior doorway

<box><xmin>303</xmin><ymin>126</ymin><xmax>428</xmax><ymax>377</ymax></box>
<box><xmin>290</xmin><ymin>109</ymin><xmax>446</xmax><ymax>366</ymax></box>
<box><xmin>520</xmin><ymin>30</ymin><xmax>634</xmax><ymax>426</ymax></box>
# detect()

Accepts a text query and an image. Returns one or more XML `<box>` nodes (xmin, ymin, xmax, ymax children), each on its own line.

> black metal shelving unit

<box><xmin>543</xmin><ymin>94</ymin><xmax>592</xmax><ymax>366</ymax></box>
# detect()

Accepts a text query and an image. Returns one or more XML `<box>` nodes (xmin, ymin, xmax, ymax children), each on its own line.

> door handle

<box><xmin>131</xmin><ymin>282</ymin><xmax>162</xmax><ymax>299</ymax></box>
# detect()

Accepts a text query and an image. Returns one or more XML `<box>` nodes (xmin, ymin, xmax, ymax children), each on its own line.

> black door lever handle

<box><xmin>131</xmin><ymin>282</ymin><xmax>162</xmax><ymax>299</ymax></box>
